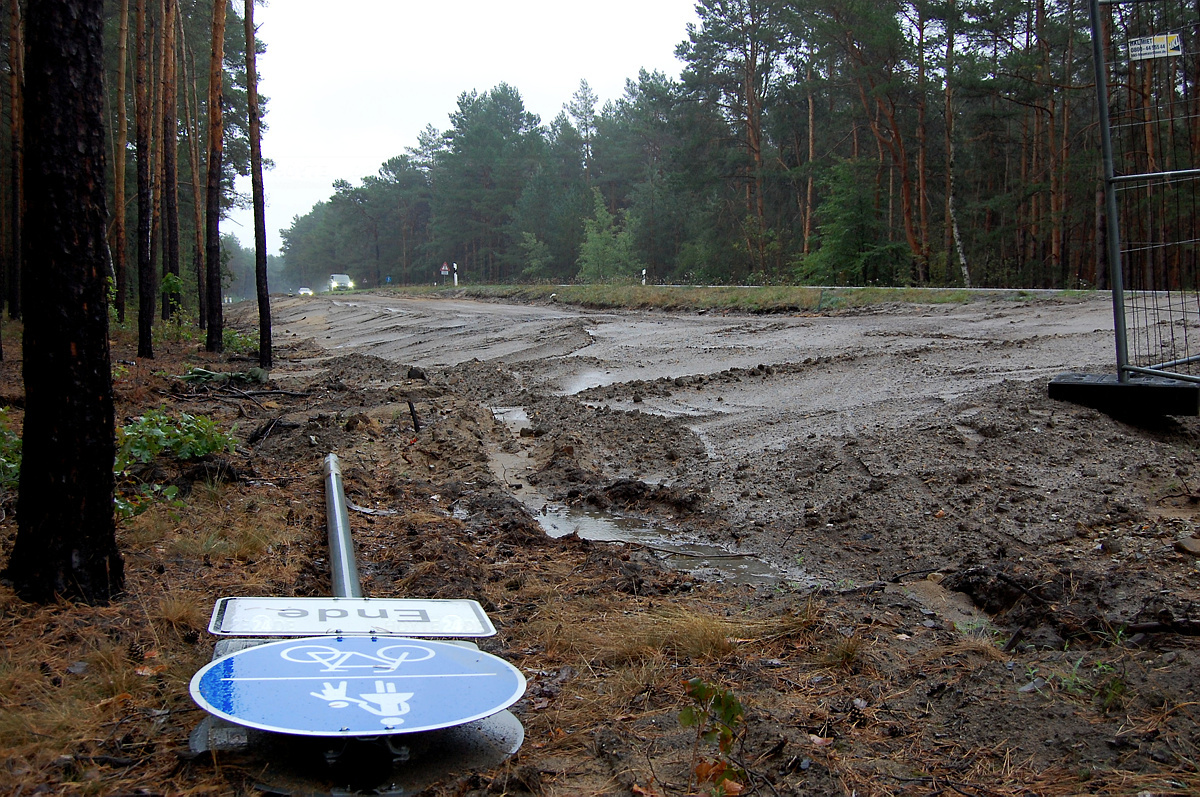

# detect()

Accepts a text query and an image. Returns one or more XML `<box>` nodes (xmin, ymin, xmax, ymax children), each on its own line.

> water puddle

<box><xmin>559</xmin><ymin>370</ymin><xmax>616</xmax><ymax>395</ymax></box>
<box><xmin>485</xmin><ymin>405</ymin><xmax>810</xmax><ymax>587</ymax></box>
<box><xmin>492</xmin><ymin>406</ymin><xmax>531</xmax><ymax>434</ymax></box>
<box><xmin>535</xmin><ymin>503</ymin><xmax>803</xmax><ymax>585</ymax></box>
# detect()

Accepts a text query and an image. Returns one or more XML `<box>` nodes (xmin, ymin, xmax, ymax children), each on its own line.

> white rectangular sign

<box><xmin>1128</xmin><ymin>34</ymin><xmax>1182</xmax><ymax>61</ymax></box>
<box><xmin>208</xmin><ymin>597</ymin><xmax>496</xmax><ymax>637</ymax></box>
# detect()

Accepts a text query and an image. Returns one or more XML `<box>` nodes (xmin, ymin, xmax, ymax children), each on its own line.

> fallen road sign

<box><xmin>190</xmin><ymin>636</ymin><xmax>526</xmax><ymax>736</ymax></box>
<box><xmin>207</xmin><ymin>597</ymin><xmax>496</xmax><ymax>637</ymax></box>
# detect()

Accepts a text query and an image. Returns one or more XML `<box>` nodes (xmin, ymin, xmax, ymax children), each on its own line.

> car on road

<box><xmin>297</xmin><ymin>286</ymin><xmax>313</xmax><ymax>296</ymax></box>
<box><xmin>329</xmin><ymin>273</ymin><xmax>354</xmax><ymax>291</ymax></box>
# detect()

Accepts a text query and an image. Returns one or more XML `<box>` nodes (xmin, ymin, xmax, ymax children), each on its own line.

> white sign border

<box><xmin>208</xmin><ymin>597</ymin><xmax>496</xmax><ymax>638</ymax></box>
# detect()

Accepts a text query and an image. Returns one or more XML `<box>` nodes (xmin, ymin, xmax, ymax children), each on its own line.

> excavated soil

<box><xmin>2</xmin><ymin>291</ymin><xmax>1199</xmax><ymax>796</ymax></box>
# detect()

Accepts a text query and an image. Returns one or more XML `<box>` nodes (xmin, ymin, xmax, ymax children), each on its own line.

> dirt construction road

<box><xmin>266</xmin><ymin>290</ymin><xmax>1200</xmax><ymax>606</ymax></box>
<box><xmin>271</xmin><ymin>291</ymin><xmax>1115</xmax><ymax>451</ymax></box>
<box><xmin>250</xmin><ymin>290</ymin><xmax>1200</xmax><ymax>792</ymax></box>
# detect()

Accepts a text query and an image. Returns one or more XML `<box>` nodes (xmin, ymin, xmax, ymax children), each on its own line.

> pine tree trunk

<box><xmin>943</xmin><ymin>0</ymin><xmax>969</xmax><ymax>288</ymax></box>
<box><xmin>112</xmin><ymin>0</ymin><xmax>129</xmax><ymax>323</ymax></box>
<box><xmin>148</xmin><ymin>0</ymin><xmax>162</xmax><ymax>321</ymax></box>
<box><xmin>6</xmin><ymin>0</ymin><xmax>123</xmax><ymax>604</ymax></box>
<box><xmin>160</xmin><ymin>0</ymin><xmax>180</xmax><ymax>319</ymax></box>
<box><xmin>245</xmin><ymin>0</ymin><xmax>271</xmax><ymax>368</ymax></box>
<box><xmin>8</xmin><ymin>0</ymin><xmax>22</xmax><ymax>321</ymax></box>
<box><xmin>204</xmin><ymin>0</ymin><xmax>226</xmax><ymax>352</ymax></box>
<box><xmin>915</xmin><ymin>9</ymin><xmax>930</xmax><ymax>279</ymax></box>
<box><xmin>177</xmin><ymin>14</ymin><xmax>206</xmax><ymax>328</ymax></box>
<box><xmin>134</xmin><ymin>0</ymin><xmax>154</xmax><ymax>358</ymax></box>
<box><xmin>802</xmin><ymin>65</ymin><xmax>814</xmax><ymax>257</ymax></box>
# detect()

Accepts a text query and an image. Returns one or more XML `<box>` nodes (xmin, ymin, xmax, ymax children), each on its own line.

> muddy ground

<box><xmin>3</xmin><ymin>290</ymin><xmax>1200</xmax><ymax>795</ymax></box>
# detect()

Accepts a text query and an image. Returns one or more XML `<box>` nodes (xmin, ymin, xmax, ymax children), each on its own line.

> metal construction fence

<box><xmin>1091</xmin><ymin>0</ymin><xmax>1200</xmax><ymax>383</ymax></box>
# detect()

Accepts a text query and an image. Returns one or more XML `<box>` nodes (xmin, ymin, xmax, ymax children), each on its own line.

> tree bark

<box><xmin>914</xmin><ymin>5</ymin><xmax>930</xmax><ymax>278</ymax></box>
<box><xmin>177</xmin><ymin>11</ymin><xmax>205</xmax><ymax>328</ymax></box>
<box><xmin>6</xmin><ymin>0</ymin><xmax>123</xmax><ymax>603</ymax></box>
<box><xmin>943</xmin><ymin>0</ymin><xmax>969</xmax><ymax>287</ymax></box>
<box><xmin>134</xmin><ymin>0</ymin><xmax>154</xmax><ymax>358</ymax></box>
<box><xmin>160</xmin><ymin>0</ymin><xmax>180</xmax><ymax>319</ymax></box>
<box><xmin>112</xmin><ymin>0</ymin><xmax>129</xmax><ymax>323</ymax></box>
<box><xmin>802</xmin><ymin>64</ymin><xmax>814</xmax><ymax>257</ymax></box>
<box><xmin>148</xmin><ymin>0</ymin><xmax>162</xmax><ymax>320</ymax></box>
<box><xmin>8</xmin><ymin>0</ymin><xmax>22</xmax><ymax>321</ymax></box>
<box><xmin>204</xmin><ymin>0</ymin><xmax>226</xmax><ymax>352</ymax></box>
<box><xmin>245</xmin><ymin>0</ymin><xmax>270</xmax><ymax>368</ymax></box>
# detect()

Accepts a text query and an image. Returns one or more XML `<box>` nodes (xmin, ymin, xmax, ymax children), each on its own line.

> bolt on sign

<box><xmin>1128</xmin><ymin>33</ymin><xmax>1182</xmax><ymax>61</ymax></box>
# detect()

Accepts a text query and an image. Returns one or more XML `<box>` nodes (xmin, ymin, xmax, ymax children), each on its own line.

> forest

<box><xmin>2</xmin><ymin>0</ymin><xmax>1195</xmax><ymax>312</ymax></box>
<box><xmin>280</xmin><ymin>0</ymin><xmax>1120</xmax><ymax>292</ymax></box>
<box><xmin>0</xmin><ymin>0</ymin><xmax>266</xmax><ymax>345</ymax></box>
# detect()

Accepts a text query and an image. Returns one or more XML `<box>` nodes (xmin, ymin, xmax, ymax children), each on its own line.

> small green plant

<box><xmin>1058</xmin><ymin>657</ymin><xmax>1090</xmax><ymax>696</ymax></box>
<box><xmin>679</xmin><ymin>678</ymin><xmax>746</xmax><ymax>795</ymax></box>
<box><xmin>116</xmin><ymin>409</ymin><xmax>235</xmax><ymax>470</ymax></box>
<box><xmin>114</xmin><ymin>409</ymin><xmax>234</xmax><ymax>517</ymax></box>
<box><xmin>1097</xmin><ymin>676</ymin><xmax>1127</xmax><ymax>712</ymax></box>
<box><xmin>0</xmin><ymin>408</ymin><xmax>21</xmax><ymax>490</ymax></box>
<box><xmin>222</xmin><ymin>327</ymin><xmax>258</xmax><ymax>355</ymax></box>
<box><xmin>160</xmin><ymin>272</ymin><xmax>185</xmax><ymax>314</ymax></box>
<box><xmin>114</xmin><ymin>483</ymin><xmax>182</xmax><ymax>519</ymax></box>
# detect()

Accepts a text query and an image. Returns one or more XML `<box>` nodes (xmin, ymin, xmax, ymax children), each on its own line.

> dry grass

<box><xmin>154</xmin><ymin>592</ymin><xmax>210</xmax><ymax>636</ymax></box>
<box><xmin>822</xmin><ymin>631</ymin><xmax>866</xmax><ymax>670</ymax></box>
<box><xmin>525</xmin><ymin>599</ymin><xmax>737</xmax><ymax>666</ymax></box>
<box><xmin>402</xmin><ymin>283</ymin><xmax>1016</xmax><ymax>313</ymax></box>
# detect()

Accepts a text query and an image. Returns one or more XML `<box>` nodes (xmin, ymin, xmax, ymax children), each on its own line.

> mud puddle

<box><xmin>534</xmin><ymin>502</ymin><xmax>793</xmax><ymax>584</ymax></box>
<box><xmin>488</xmin><ymin>406</ymin><xmax>809</xmax><ymax>586</ymax></box>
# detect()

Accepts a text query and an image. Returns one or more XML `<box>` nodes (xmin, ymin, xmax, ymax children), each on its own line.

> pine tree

<box><xmin>7</xmin><ymin>0</ymin><xmax>123</xmax><ymax>603</ymax></box>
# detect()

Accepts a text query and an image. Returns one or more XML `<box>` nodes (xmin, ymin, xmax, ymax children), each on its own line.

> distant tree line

<box><xmin>281</xmin><ymin>0</ymin><xmax>1135</xmax><ymax>291</ymax></box>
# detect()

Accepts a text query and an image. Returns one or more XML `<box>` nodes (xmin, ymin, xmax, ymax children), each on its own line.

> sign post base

<box><xmin>190</xmin><ymin>710</ymin><xmax>524</xmax><ymax>795</ymax></box>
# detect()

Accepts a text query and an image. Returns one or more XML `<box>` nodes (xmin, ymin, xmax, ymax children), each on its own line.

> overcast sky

<box><xmin>222</xmin><ymin>0</ymin><xmax>701</xmax><ymax>256</ymax></box>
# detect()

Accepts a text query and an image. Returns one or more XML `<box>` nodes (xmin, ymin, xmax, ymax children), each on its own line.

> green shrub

<box><xmin>116</xmin><ymin>409</ymin><xmax>235</xmax><ymax>472</ymax></box>
<box><xmin>114</xmin><ymin>410</ymin><xmax>234</xmax><ymax>518</ymax></box>
<box><xmin>222</xmin><ymin>328</ymin><xmax>258</xmax><ymax>355</ymax></box>
<box><xmin>0</xmin><ymin>408</ymin><xmax>21</xmax><ymax>490</ymax></box>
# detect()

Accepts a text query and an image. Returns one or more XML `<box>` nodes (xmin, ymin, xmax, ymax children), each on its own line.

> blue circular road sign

<box><xmin>190</xmin><ymin>637</ymin><xmax>526</xmax><ymax>736</ymax></box>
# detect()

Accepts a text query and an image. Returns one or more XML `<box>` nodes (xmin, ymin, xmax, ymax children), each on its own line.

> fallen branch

<box><xmin>247</xmin><ymin>417</ymin><xmax>301</xmax><ymax>446</ymax></box>
<box><xmin>237</xmin><ymin>389</ymin><xmax>312</xmax><ymax>397</ymax></box>
<box><xmin>222</xmin><ymin>385</ymin><xmax>265</xmax><ymax>409</ymax></box>
<box><xmin>1120</xmin><ymin>620</ymin><xmax>1200</xmax><ymax>636</ymax></box>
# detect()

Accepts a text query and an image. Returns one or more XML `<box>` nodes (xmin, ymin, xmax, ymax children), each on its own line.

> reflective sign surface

<box><xmin>190</xmin><ymin>636</ymin><xmax>526</xmax><ymax>736</ymax></box>
<box><xmin>208</xmin><ymin>597</ymin><xmax>496</xmax><ymax>637</ymax></box>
